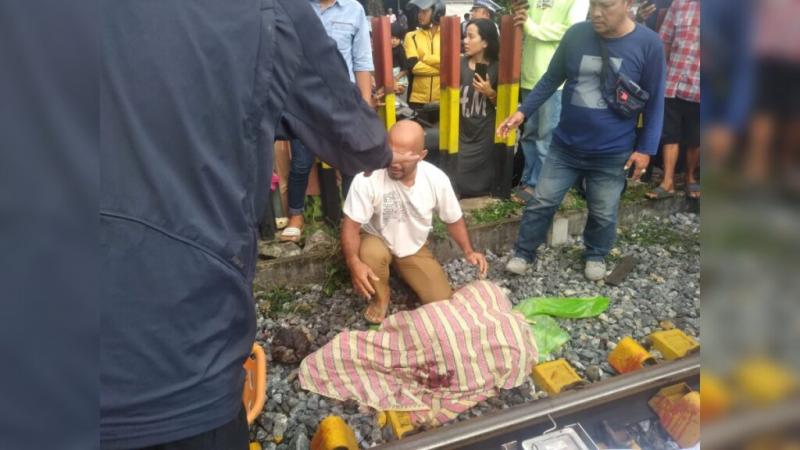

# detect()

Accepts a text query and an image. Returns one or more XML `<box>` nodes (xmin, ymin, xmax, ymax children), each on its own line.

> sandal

<box><xmin>279</xmin><ymin>226</ymin><xmax>302</xmax><ymax>243</ymax></box>
<box><xmin>686</xmin><ymin>183</ymin><xmax>701</xmax><ymax>199</ymax></box>
<box><xmin>645</xmin><ymin>186</ymin><xmax>675</xmax><ymax>200</ymax></box>
<box><xmin>511</xmin><ymin>186</ymin><xmax>535</xmax><ymax>204</ymax></box>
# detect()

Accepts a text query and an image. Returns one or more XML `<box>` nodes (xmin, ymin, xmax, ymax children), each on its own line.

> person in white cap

<box><xmin>471</xmin><ymin>0</ymin><xmax>502</xmax><ymax>20</ymax></box>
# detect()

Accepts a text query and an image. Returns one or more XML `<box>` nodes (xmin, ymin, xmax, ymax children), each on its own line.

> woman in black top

<box><xmin>457</xmin><ymin>18</ymin><xmax>499</xmax><ymax>197</ymax></box>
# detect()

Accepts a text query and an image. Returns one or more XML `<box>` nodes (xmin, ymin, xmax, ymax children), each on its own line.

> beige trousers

<box><xmin>359</xmin><ymin>234</ymin><xmax>452</xmax><ymax>305</ymax></box>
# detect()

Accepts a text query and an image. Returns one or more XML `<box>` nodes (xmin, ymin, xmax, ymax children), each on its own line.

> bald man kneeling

<box><xmin>342</xmin><ymin>120</ymin><xmax>488</xmax><ymax>323</ymax></box>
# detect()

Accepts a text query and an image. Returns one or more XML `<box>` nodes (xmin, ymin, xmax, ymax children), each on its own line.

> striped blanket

<box><xmin>299</xmin><ymin>280</ymin><xmax>538</xmax><ymax>426</ymax></box>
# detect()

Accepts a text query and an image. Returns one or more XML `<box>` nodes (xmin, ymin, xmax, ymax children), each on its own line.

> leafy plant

<box><xmin>468</xmin><ymin>199</ymin><xmax>523</xmax><ymax>225</ymax></box>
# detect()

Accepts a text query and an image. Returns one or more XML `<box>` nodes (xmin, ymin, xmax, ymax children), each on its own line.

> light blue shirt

<box><xmin>310</xmin><ymin>0</ymin><xmax>374</xmax><ymax>82</ymax></box>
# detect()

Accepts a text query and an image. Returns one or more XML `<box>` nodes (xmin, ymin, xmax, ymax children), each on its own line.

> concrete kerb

<box><xmin>253</xmin><ymin>196</ymin><xmax>693</xmax><ymax>289</ymax></box>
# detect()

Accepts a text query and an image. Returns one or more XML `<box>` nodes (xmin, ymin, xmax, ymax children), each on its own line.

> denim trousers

<box><xmin>514</xmin><ymin>144</ymin><xmax>631</xmax><ymax>263</ymax></box>
<box><xmin>519</xmin><ymin>90</ymin><xmax>562</xmax><ymax>189</ymax></box>
<box><xmin>287</xmin><ymin>139</ymin><xmax>316</xmax><ymax>216</ymax></box>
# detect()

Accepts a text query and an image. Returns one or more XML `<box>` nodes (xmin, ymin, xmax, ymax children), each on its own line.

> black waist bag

<box><xmin>597</xmin><ymin>36</ymin><xmax>649</xmax><ymax>119</ymax></box>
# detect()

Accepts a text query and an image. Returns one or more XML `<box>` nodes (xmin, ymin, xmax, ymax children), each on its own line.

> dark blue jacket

<box><xmin>100</xmin><ymin>0</ymin><xmax>391</xmax><ymax>448</ymax></box>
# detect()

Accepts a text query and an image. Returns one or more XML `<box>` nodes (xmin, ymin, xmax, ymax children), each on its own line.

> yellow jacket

<box><xmin>404</xmin><ymin>26</ymin><xmax>441</xmax><ymax>104</ymax></box>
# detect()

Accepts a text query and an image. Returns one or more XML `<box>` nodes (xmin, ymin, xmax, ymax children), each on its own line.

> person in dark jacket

<box><xmin>101</xmin><ymin>1</ymin><xmax>415</xmax><ymax>449</ymax></box>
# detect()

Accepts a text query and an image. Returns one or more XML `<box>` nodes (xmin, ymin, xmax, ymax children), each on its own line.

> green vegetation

<box><xmin>618</xmin><ymin>217</ymin><xmax>698</xmax><ymax>249</ymax></box>
<box><xmin>255</xmin><ymin>287</ymin><xmax>295</xmax><ymax>316</ymax></box>
<box><xmin>467</xmin><ymin>199</ymin><xmax>523</xmax><ymax>225</ymax></box>
<box><xmin>322</xmin><ymin>259</ymin><xmax>349</xmax><ymax>297</ymax></box>
<box><xmin>558</xmin><ymin>189</ymin><xmax>587</xmax><ymax>212</ymax></box>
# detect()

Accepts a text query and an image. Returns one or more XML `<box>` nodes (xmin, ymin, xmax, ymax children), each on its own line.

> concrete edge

<box><xmin>254</xmin><ymin>196</ymin><xmax>694</xmax><ymax>289</ymax></box>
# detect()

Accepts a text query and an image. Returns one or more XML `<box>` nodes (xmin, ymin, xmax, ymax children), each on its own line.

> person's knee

<box><xmin>359</xmin><ymin>240</ymin><xmax>391</xmax><ymax>268</ymax></box>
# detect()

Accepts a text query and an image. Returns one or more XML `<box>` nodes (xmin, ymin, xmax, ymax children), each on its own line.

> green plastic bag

<box><xmin>513</xmin><ymin>296</ymin><xmax>610</xmax><ymax>319</ymax></box>
<box><xmin>514</xmin><ymin>296</ymin><xmax>610</xmax><ymax>359</ymax></box>
<box><xmin>527</xmin><ymin>315</ymin><xmax>570</xmax><ymax>360</ymax></box>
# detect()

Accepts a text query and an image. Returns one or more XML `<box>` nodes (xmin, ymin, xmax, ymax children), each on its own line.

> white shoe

<box><xmin>505</xmin><ymin>257</ymin><xmax>531</xmax><ymax>275</ymax></box>
<box><xmin>584</xmin><ymin>260</ymin><xmax>606</xmax><ymax>281</ymax></box>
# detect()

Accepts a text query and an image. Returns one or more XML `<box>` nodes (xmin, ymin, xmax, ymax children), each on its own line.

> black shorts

<box><xmin>662</xmin><ymin>97</ymin><xmax>700</xmax><ymax>147</ymax></box>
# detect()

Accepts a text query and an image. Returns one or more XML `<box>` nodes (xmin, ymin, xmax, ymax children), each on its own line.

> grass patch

<box><xmin>558</xmin><ymin>189</ymin><xmax>587</xmax><ymax>212</ymax></box>
<box><xmin>255</xmin><ymin>287</ymin><xmax>296</xmax><ymax>317</ymax></box>
<box><xmin>618</xmin><ymin>218</ymin><xmax>697</xmax><ymax>249</ymax></box>
<box><xmin>431</xmin><ymin>216</ymin><xmax>448</xmax><ymax>239</ymax></box>
<box><xmin>322</xmin><ymin>259</ymin><xmax>349</xmax><ymax>297</ymax></box>
<box><xmin>620</xmin><ymin>181</ymin><xmax>653</xmax><ymax>205</ymax></box>
<box><xmin>468</xmin><ymin>199</ymin><xmax>523</xmax><ymax>225</ymax></box>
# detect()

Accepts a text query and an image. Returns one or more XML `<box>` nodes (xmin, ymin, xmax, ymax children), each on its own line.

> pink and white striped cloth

<box><xmin>299</xmin><ymin>280</ymin><xmax>538</xmax><ymax>426</ymax></box>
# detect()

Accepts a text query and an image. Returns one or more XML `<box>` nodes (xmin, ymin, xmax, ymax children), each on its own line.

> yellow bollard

<box><xmin>531</xmin><ymin>359</ymin><xmax>584</xmax><ymax>395</ymax></box>
<box><xmin>608</xmin><ymin>337</ymin><xmax>655</xmax><ymax>374</ymax></box>
<box><xmin>386</xmin><ymin>411</ymin><xmax>415</xmax><ymax>439</ymax></box>
<box><xmin>310</xmin><ymin>416</ymin><xmax>358</xmax><ymax>450</ymax></box>
<box><xmin>649</xmin><ymin>329</ymin><xmax>700</xmax><ymax>360</ymax></box>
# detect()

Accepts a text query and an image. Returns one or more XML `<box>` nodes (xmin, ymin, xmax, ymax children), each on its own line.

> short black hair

<box><xmin>464</xmin><ymin>13</ymin><xmax>470</xmax><ymax>20</ymax></box>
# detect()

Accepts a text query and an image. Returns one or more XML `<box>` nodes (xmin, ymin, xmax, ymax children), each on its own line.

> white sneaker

<box><xmin>584</xmin><ymin>260</ymin><xmax>606</xmax><ymax>281</ymax></box>
<box><xmin>505</xmin><ymin>257</ymin><xmax>531</xmax><ymax>275</ymax></box>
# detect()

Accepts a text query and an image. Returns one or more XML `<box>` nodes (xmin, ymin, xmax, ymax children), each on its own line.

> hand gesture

<box><xmin>348</xmin><ymin>259</ymin><xmax>379</xmax><ymax>300</ymax></box>
<box><xmin>472</xmin><ymin>73</ymin><xmax>494</xmax><ymax>98</ymax></box>
<box><xmin>624</xmin><ymin>151</ymin><xmax>651</xmax><ymax>182</ymax></box>
<box><xmin>512</xmin><ymin>3</ymin><xmax>529</xmax><ymax>28</ymax></box>
<box><xmin>496</xmin><ymin>111</ymin><xmax>526</xmax><ymax>139</ymax></box>
<box><xmin>466</xmin><ymin>251</ymin><xmax>488</xmax><ymax>278</ymax></box>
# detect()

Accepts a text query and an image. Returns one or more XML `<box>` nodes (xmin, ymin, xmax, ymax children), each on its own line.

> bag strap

<box><xmin>596</xmin><ymin>34</ymin><xmax>614</xmax><ymax>89</ymax></box>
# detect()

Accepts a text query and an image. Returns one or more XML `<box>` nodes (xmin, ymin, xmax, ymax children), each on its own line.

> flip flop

<box><xmin>686</xmin><ymin>183</ymin><xmax>701</xmax><ymax>199</ymax></box>
<box><xmin>511</xmin><ymin>186</ymin><xmax>535</xmax><ymax>204</ymax></box>
<box><xmin>278</xmin><ymin>226</ymin><xmax>302</xmax><ymax>242</ymax></box>
<box><xmin>646</xmin><ymin>186</ymin><xmax>675</xmax><ymax>200</ymax></box>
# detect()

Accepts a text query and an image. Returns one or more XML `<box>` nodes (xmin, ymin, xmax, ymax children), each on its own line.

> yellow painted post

<box><xmin>371</xmin><ymin>16</ymin><xmax>396</xmax><ymax>131</ymax></box>
<box><xmin>438</xmin><ymin>15</ymin><xmax>461</xmax><ymax>178</ymax></box>
<box><xmin>493</xmin><ymin>15</ymin><xmax>523</xmax><ymax>198</ymax></box>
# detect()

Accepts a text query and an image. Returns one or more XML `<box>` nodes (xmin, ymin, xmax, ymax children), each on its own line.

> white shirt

<box><xmin>343</xmin><ymin>161</ymin><xmax>463</xmax><ymax>258</ymax></box>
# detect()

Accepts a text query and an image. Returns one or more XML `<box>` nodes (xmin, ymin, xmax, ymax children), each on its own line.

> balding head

<box><xmin>387</xmin><ymin>120</ymin><xmax>427</xmax><ymax>182</ymax></box>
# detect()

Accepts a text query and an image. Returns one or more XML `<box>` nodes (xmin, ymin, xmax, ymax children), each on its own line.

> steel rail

<box><xmin>376</xmin><ymin>354</ymin><xmax>700</xmax><ymax>450</ymax></box>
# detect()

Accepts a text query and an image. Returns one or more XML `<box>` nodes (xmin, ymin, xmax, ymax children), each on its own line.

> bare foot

<box><xmin>364</xmin><ymin>297</ymin><xmax>389</xmax><ymax>324</ymax></box>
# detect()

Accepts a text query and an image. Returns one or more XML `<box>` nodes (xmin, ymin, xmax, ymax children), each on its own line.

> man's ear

<box><xmin>420</xmin><ymin>149</ymin><xmax>428</xmax><ymax>160</ymax></box>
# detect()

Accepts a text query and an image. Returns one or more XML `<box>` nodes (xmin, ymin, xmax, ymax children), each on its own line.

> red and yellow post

<box><xmin>438</xmin><ymin>15</ymin><xmax>461</xmax><ymax>178</ymax></box>
<box><xmin>493</xmin><ymin>15</ymin><xmax>523</xmax><ymax>199</ymax></box>
<box><xmin>371</xmin><ymin>16</ymin><xmax>396</xmax><ymax>130</ymax></box>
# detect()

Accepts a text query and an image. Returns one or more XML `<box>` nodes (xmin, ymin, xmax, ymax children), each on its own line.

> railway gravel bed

<box><xmin>251</xmin><ymin>212</ymin><xmax>700</xmax><ymax>449</ymax></box>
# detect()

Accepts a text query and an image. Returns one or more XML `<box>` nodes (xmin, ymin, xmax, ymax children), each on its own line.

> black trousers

<box><xmin>139</xmin><ymin>407</ymin><xmax>249</xmax><ymax>450</ymax></box>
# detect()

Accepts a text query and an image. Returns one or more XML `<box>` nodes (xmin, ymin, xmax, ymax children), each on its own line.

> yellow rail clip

<box><xmin>649</xmin><ymin>329</ymin><xmax>699</xmax><ymax>360</ymax></box>
<box><xmin>608</xmin><ymin>337</ymin><xmax>655</xmax><ymax>374</ymax></box>
<box><xmin>310</xmin><ymin>416</ymin><xmax>358</xmax><ymax>450</ymax></box>
<box><xmin>385</xmin><ymin>410</ymin><xmax>415</xmax><ymax>439</ymax></box>
<box><xmin>531</xmin><ymin>359</ymin><xmax>584</xmax><ymax>395</ymax></box>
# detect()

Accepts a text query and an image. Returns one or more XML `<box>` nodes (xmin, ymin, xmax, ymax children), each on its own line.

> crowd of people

<box><xmin>99</xmin><ymin>0</ymin><xmax>700</xmax><ymax>448</ymax></box>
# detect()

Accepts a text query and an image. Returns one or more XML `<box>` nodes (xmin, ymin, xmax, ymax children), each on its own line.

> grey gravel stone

<box><xmin>251</xmin><ymin>212</ymin><xmax>700</xmax><ymax>449</ymax></box>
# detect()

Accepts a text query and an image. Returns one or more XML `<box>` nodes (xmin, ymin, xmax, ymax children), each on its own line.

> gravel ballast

<box><xmin>251</xmin><ymin>212</ymin><xmax>700</xmax><ymax>449</ymax></box>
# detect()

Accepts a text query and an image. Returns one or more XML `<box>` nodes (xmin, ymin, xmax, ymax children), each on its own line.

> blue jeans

<box><xmin>288</xmin><ymin>139</ymin><xmax>315</xmax><ymax>216</ymax></box>
<box><xmin>520</xmin><ymin>90</ymin><xmax>562</xmax><ymax>189</ymax></box>
<box><xmin>514</xmin><ymin>145</ymin><xmax>630</xmax><ymax>263</ymax></box>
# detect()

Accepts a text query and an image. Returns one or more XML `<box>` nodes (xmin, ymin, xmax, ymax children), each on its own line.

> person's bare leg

<box><xmin>745</xmin><ymin>113</ymin><xmax>774</xmax><ymax>184</ymax></box>
<box><xmin>685</xmin><ymin>145</ymin><xmax>701</xmax><ymax>198</ymax></box>
<box><xmin>647</xmin><ymin>143</ymin><xmax>678</xmax><ymax>198</ymax></box>
<box><xmin>359</xmin><ymin>234</ymin><xmax>392</xmax><ymax>323</ymax></box>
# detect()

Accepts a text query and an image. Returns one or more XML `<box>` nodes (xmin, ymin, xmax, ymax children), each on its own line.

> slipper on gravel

<box><xmin>686</xmin><ymin>183</ymin><xmax>701</xmax><ymax>199</ymax></box>
<box><xmin>646</xmin><ymin>186</ymin><xmax>675</xmax><ymax>200</ymax></box>
<box><xmin>279</xmin><ymin>226</ymin><xmax>302</xmax><ymax>243</ymax></box>
<box><xmin>511</xmin><ymin>186</ymin><xmax>535</xmax><ymax>204</ymax></box>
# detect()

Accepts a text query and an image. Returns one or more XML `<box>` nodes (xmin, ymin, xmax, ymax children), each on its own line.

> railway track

<box><xmin>375</xmin><ymin>354</ymin><xmax>701</xmax><ymax>450</ymax></box>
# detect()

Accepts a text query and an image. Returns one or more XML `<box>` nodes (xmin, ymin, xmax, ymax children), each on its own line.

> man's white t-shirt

<box><xmin>343</xmin><ymin>161</ymin><xmax>463</xmax><ymax>258</ymax></box>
